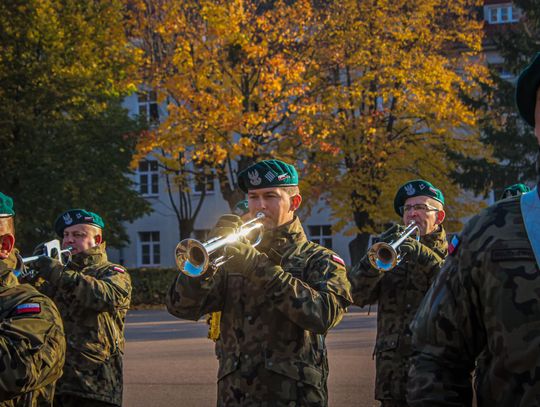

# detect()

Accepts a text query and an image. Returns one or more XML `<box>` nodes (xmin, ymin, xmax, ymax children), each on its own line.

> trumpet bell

<box><xmin>175</xmin><ymin>239</ymin><xmax>210</xmax><ymax>277</ymax></box>
<box><xmin>367</xmin><ymin>242</ymin><xmax>399</xmax><ymax>272</ymax></box>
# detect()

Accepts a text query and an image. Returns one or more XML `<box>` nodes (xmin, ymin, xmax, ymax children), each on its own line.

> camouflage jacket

<box><xmin>36</xmin><ymin>243</ymin><xmax>131</xmax><ymax>406</ymax></box>
<box><xmin>167</xmin><ymin>216</ymin><xmax>352</xmax><ymax>407</ymax></box>
<box><xmin>347</xmin><ymin>225</ymin><xmax>447</xmax><ymax>401</ymax></box>
<box><xmin>408</xmin><ymin>193</ymin><xmax>540</xmax><ymax>407</ymax></box>
<box><xmin>0</xmin><ymin>251</ymin><xmax>65</xmax><ymax>407</ymax></box>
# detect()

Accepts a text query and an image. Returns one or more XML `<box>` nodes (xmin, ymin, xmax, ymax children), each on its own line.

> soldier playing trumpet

<box><xmin>167</xmin><ymin>159</ymin><xmax>352</xmax><ymax>406</ymax></box>
<box><xmin>347</xmin><ymin>180</ymin><xmax>448</xmax><ymax>407</ymax></box>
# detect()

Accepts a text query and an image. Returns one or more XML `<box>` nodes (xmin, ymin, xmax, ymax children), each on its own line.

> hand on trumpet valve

<box><xmin>209</xmin><ymin>214</ymin><xmax>244</xmax><ymax>240</ymax></box>
<box><xmin>222</xmin><ymin>239</ymin><xmax>263</xmax><ymax>275</ymax></box>
<box><xmin>379</xmin><ymin>224</ymin><xmax>403</xmax><ymax>243</ymax></box>
<box><xmin>26</xmin><ymin>255</ymin><xmax>63</xmax><ymax>280</ymax></box>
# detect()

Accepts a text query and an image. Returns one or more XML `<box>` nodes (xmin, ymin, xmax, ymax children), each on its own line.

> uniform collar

<box><xmin>69</xmin><ymin>242</ymin><xmax>108</xmax><ymax>269</ymax></box>
<box><xmin>420</xmin><ymin>224</ymin><xmax>448</xmax><ymax>258</ymax></box>
<box><xmin>257</xmin><ymin>216</ymin><xmax>307</xmax><ymax>262</ymax></box>
<box><xmin>0</xmin><ymin>250</ymin><xmax>20</xmax><ymax>289</ymax></box>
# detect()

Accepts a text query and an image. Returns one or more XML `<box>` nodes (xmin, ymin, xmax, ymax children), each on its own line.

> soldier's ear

<box><xmin>94</xmin><ymin>233</ymin><xmax>103</xmax><ymax>245</ymax></box>
<box><xmin>435</xmin><ymin>209</ymin><xmax>445</xmax><ymax>224</ymax></box>
<box><xmin>0</xmin><ymin>234</ymin><xmax>15</xmax><ymax>259</ymax></box>
<box><xmin>290</xmin><ymin>194</ymin><xmax>302</xmax><ymax>211</ymax></box>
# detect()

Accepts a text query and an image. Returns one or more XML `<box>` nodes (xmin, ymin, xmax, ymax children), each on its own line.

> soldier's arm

<box><xmin>247</xmin><ymin>250</ymin><xmax>352</xmax><ymax>334</ymax></box>
<box><xmin>47</xmin><ymin>265</ymin><xmax>131</xmax><ymax>312</ymax></box>
<box><xmin>407</xmin><ymin>240</ymin><xmax>485</xmax><ymax>407</ymax></box>
<box><xmin>346</xmin><ymin>255</ymin><xmax>382</xmax><ymax>306</ymax></box>
<box><xmin>166</xmin><ymin>268</ymin><xmax>226</xmax><ymax>321</ymax></box>
<box><xmin>0</xmin><ymin>295</ymin><xmax>65</xmax><ymax>400</ymax></box>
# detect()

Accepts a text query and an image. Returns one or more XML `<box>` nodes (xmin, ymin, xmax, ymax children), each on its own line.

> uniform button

<box><xmin>244</xmin><ymin>355</ymin><xmax>249</xmax><ymax>359</ymax></box>
<box><xmin>247</xmin><ymin>316</ymin><xmax>252</xmax><ymax>321</ymax></box>
<box><xmin>268</xmin><ymin>361</ymin><xmax>273</xmax><ymax>366</ymax></box>
<box><xmin>406</xmin><ymin>304</ymin><xmax>411</xmax><ymax>309</ymax></box>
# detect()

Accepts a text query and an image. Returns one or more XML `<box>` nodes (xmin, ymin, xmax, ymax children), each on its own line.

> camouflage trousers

<box><xmin>55</xmin><ymin>394</ymin><xmax>118</xmax><ymax>407</ymax></box>
<box><xmin>379</xmin><ymin>400</ymin><xmax>409</xmax><ymax>407</ymax></box>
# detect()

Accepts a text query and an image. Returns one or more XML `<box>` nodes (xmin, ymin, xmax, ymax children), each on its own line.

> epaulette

<box><xmin>110</xmin><ymin>265</ymin><xmax>126</xmax><ymax>274</ymax></box>
<box><xmin>12</xmin><ymin>303</ymin><xmax>41</xmax><ymax>316</ymax></box>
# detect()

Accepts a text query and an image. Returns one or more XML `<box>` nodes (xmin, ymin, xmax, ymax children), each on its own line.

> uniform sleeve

<box><xmin>407</xmin><ymin>235</ymin><xmax>486</xmax><ymax>407</ymax></box>
<box><xmin>47</xmin><ymin>266</ymin><xmax>131</xmax><ymax>312</ymax></box>
<box><xmin>0</xmin><ymin>295</ymin><xmax>65</xmax><ymax>400</ymax></box>
<box><xmin>166</xmin><ymin>268</ymin><xmax>227</xmax><ymax>321</ymax></box>
<box><xmin>346</xmin><ymin>256</ymin><xmax>382</xmax><ymax>307</ymax></box>
<box><xmin>250</xmin><ymin>251</ymin><xmax>352</xmax><ymax>334</ymax></box>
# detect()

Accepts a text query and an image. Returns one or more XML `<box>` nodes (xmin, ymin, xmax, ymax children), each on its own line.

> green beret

<box><xmin>54</xmin><ymin>209</ymin><xmax>104</xmax><ymax>237</ymax></box>
<box><xmin>238</xmin><ymin>159</ymin><xmax>298</xmax><ymax>193</ymax></box>
<box><xmin>0</xmin><ymin>192</ymin><xmax>15</xmax><ymax>218</ymax></box>
<box><xmin>234</xmin><ymin>200</ymin><xmax>249</xmax><ymax>216</ymax></box>
<box><xmin>500</xmin><ymin>183</ymin><xmax>531</xmax><ymax>199</ymax></box>
<box><xmin>394</xmin><ymin>179</ymin><xmax>444</xmax><ymax>216</ymax></box>
<box><xmin>516</xmin><ymin>53</ymin><xmax>540</xmax><ymax>128</ymax></box>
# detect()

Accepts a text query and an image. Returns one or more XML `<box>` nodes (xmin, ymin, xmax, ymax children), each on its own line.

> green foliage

<box><xmin>0</xmin><ymin>0</ymin><xmax>150</xmax><ymax>252</ymax></box>
<box><xmin>454</xmin><ymin>1</ymin><xmax>540</xmax><ymax>196</ymax></box>
<box><xmin>129</xmin><ymin>268</ymin><xmax>178</xmax><ymax>307</ymax></box>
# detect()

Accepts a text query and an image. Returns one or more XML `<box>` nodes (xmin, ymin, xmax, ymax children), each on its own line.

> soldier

<box><xmin>0</xmin><ymin>192</ymin><xmax>65</xmax><ymax>406</ymax></box>
<box><xmin>347</xmin><ymin>180</ymin><xmax>448</xmax><ymax>407</ymax></box>
<box><xmin>407</xmin><ymin>53</ymin><xmax>540</xmax><ymax>406</ymax></box>
<box><xmin>500</xmin><ymin>183</ymin><xmax>531</xmax><ymax>200</ymax></box>
<box><xmin>29</xmin><ymin>209</ymin><xmax>131</xmax><ymax>407</ymax></box>
<box><xmin>167</xmin><ymin>159</ymin><xmax>352</xmax><ymax>406</ymax></box>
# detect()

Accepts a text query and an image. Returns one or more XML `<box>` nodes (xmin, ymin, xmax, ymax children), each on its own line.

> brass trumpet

<box><xmin>175</xmin><ymin>212</ymin><xmax>265</xmax><ymax>277</ymax></box>
<box><xmin>367</xmin><ymin>221</ymin><xmax>419</xmax><ymax>272</ymax></box>
<box><xmin>15</xmin><ymin>239</ymin><xmax>72</xmax><ymax>279</ymax></box>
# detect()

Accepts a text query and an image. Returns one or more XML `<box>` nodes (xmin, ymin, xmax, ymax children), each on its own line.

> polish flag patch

<box><xmin>112</xmin><ymin>266</ymin><xmax>125</xmax><ymax>273</ymax></box>
<box><xmin>331</xmin><ymin>254</ymin><xmax>346</xmax><ymax>266</ymax></box>
<box><xmin>15</xmin><ymin>303</ymin><xmax>41</xmax><ymax>315</ymax></box>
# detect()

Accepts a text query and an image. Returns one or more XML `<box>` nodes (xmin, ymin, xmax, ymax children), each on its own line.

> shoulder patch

<box><xmin>331</xmin><ymin>254</ymin><xmax>346</xmax><ymax>267</ymax></box>
<box><xmin>14</xmin><ymin>303</ymin><xmax>41</xmax><ymax>315</ymax></box>
<box><xmin>111</xmin><ymin>265</ymin><xmax>126</xmax><ymax>273</ymax></box>
<box><xmin>448</xmin><ymin>235</ymin><xmax>460</xmax><ymax>256</ymax></box>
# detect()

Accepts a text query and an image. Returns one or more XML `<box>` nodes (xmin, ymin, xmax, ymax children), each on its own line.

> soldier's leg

<box><xmin>55</xmin><ymin>394</ymin><xmax>118</xmax><ymax>407</ymax></box>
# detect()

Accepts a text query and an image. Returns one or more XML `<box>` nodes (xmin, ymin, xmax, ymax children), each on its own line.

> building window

<box><xmin>193</xmin><ymin>165</ymin><xmax>215</xmax><ymax>194</ymax></box>
<box><xmin>139</xmin><ymin>231</ymin><xmax>160</xmax><ymax>266</ymax></box>
<box><xmin>139</xmin><ymin>160</ymin><xmax>159</xmax><ymax>196</ymax></box>
<box><xmin>308</xmin><ymin>225</ymin><xmax>332</xmax><ymax>249</ymax></box>
<box><xmin>138</xmin><ymin>90</ymin><xmax>159</xmax><ymax>124</ymax></box>
<box><xmin>486</xmin><ymin>4</ymin><xmax>521</xmax><ymax>24</ymax></box>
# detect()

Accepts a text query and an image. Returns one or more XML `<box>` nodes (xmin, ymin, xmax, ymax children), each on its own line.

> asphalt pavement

<box><xmin>123</xmin><ymin>306</ymin><xmax>378</xmax><ymax>407</ymax></box>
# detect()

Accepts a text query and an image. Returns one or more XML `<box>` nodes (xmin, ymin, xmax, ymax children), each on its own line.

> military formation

<box><xmin>0</xmin><ymin>54</ymin><xmax>539</xmax><ymax>406</ymax></box>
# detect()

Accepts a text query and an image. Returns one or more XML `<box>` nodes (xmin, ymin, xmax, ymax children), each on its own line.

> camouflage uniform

<box><xmin>347</xmin><ymin>225</ymin><xmax>448</xmax><ymax>404</ymax></box>
<box><xmin>0</xmin><ymin>251</ymin><xmax>65</xmax><ymax>406</ymax></box>
<box><xmin>167</xmin><ymin>216</ymin><xmax>352</xmax><ymax>406</ymax></box>
<box><xmin>407</xmin><ymin>190</ymin><xmax>540</xmax><ymax>407</ymax></box>
<box><xmin>36</xmin><ymin>243</ymin><xmax>131</xmax><ymax>406</ymax></box>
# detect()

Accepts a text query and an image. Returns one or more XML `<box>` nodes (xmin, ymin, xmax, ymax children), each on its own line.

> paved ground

<box><xmin>123</xmin><ymin>307</ymin><xmax>378</xmax><ymax>407</ymax></box>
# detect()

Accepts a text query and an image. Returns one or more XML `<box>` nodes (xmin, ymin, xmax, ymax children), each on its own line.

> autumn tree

<box><xmin>295</xmin><ymin>0</ymin><xmax>488</xmax><ymax>263</ymax></box>
<box><xmin>0</xmin><ymin>0</ymin><xmax>150</xmax><ymax>251</ymax></box>
<box><xmin>129</xmin><ymin>0</ymin><xmax>319</xmax><ymax>239</ymax></box>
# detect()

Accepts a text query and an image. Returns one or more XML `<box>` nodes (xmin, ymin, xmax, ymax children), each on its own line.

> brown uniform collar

<box><xmin>69</xmin><ymin>242</ymin><xmax>108</xmax><ymax>270</ymax></box>
<box><xmin>257</xmin><ymin>216</ymin><xmax>307</xmax><ymax>264</ymax></box>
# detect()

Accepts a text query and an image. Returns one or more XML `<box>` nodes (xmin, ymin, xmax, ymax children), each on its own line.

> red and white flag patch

<box><xmin>112</xmin><ymin>266</ymin><xmax>125</xmax><ymax>273</ymax></box>
<box><xmin>331</xmin><ymin>254</ymin><xmax>346</xmax><ymax>267</ymax></box>
<box><xmin>15</xmin><ymin>303</ymin><xmax>41</xmax><ymax>315</ymax></box>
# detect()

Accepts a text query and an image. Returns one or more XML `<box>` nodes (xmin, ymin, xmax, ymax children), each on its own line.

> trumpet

<box><xmin>175</xmin><ymin>212</ymin><xmax>265</xmax><ymax>277</ymax></box>
<box><xmin>367</xmin><ymin>221</ymin><xmax>420</xmax><ymax>272</ymax></box>
<box><xmin>15</xmin><ymin>239</ymin><xmax>72</xmax><ymax>279</ymax></box>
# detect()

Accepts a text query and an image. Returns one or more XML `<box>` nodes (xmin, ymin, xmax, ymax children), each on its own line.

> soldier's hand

<box><xmin>223</xmin><ymin>239</ymin><xmax>262</xmax><ymax>274</ymax></box>
<box><xmin>32</xmin><ymin>242</ymin><xmax>46</xmax><ymax>257</ymax></box>
<box><xmin>29</xmin><ymin>255</ymin><xmax>64</xmax><ymax>280</ymax></box>
<box><xmin>379</xmin><ymin>223</ymin><xmax>403</xmax><ymax>243</ymax></box>
<box><xmin>400</xmin><ymin>238</ymin><xmax>442</xmax><ymax>266</ymax></box>
<box><xmin>208</xmin><ymin>214</ymin><xmax>243</xmax><ymax>240</ymax></box>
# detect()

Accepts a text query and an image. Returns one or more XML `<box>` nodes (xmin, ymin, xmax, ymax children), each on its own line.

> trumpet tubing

<box><xmin>367</xmin><ymin>221</ymin><xmax>419</xmax><ymax>272</ymax></box>
<box><xmin>175</xmin><ymin>212</ymin><xmax>265</xmax><ymax>277</ymax></box>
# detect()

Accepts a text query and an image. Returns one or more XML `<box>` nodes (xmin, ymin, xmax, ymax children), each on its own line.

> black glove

<box><xmin>223</xmin><ymin>239</ymin><xmax>262</xmax><ymax>274</ymax></box>
<box><xmin>379</xmin><ymin>224</ymin><xmax>404</xmax><ymax>244</ymax></box>
<box><xmin>208</xmin><ymin>214</ymin><xmax>243</xmax><ymax>240</ymax></box>
<box><xmin>399</xmin><ymin>238</ymin><xmax>441</xmax><ymax>265</ymax></box>
<box><xmin>32</xmin><ymin>242</ymin><xmax>46</xmax><ymax>257</ymax></box>
<box><xmin>28</xmin><ymin>255</ymin><xmax>64</xmax><ymax>281</ymax></box>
